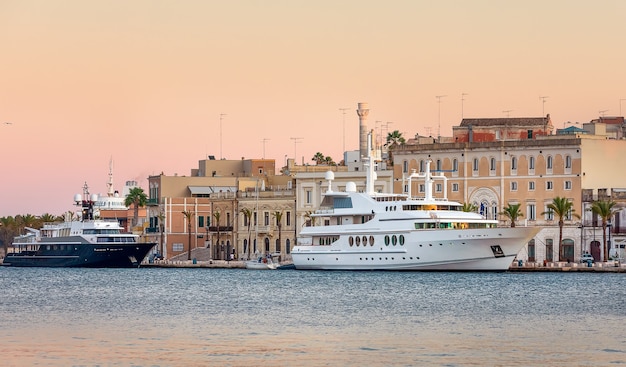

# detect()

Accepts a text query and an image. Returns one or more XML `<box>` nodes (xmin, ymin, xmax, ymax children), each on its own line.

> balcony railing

<box><xmin>147</xmin><ymin>198</ymin><xmax>159</xmax><ymax>206</ymax></box>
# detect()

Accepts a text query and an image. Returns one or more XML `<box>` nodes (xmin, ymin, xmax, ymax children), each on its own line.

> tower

<box><xmin>356</xmin><ymin>102</ymin><xmax>370</xmax><ymax>158</ymax></box>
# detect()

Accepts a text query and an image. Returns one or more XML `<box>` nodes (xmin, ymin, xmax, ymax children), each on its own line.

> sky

<box><xmin>1</xmin><ymin>0</ymin><xmax>625</xmax><ymax>217</ymax></box>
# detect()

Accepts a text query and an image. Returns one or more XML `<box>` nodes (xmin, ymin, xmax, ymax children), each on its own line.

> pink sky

<box><xmin>1</xmin><ymin>0</ymin><xmax>625</xmax><ymax>217</ymax></box>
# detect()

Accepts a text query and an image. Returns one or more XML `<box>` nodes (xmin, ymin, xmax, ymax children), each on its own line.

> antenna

<box><xmin>290</xmin><ymin>137</ymin><xmax>303</xmax><ymax>162</ymax></box>
<box><xmin>503</xmin><ymin>110</ymin><xmax>513</xmax><ymax>117</ymax></box>
<box><xmin>461</xmin><ymin>93</ymin><xmax>468</xmax><ymax>119</ymax></box>
<box><xmin>540</xmin><ymin>96</ymin><xmax>549</xmax><ymax>116</ymax></box>
<box><xmin>339</xmin><ymin>108</ymin><xmax>349</xmax><ymax>154</ymax></box>
<box><xmin>599</xmin><ymin>110</ymin><xmax>609</xmax><ymax>117</ymax></box>
<box><xmin>436</xmin><ymin>95</ymin><xmax>447</xmax><ymax>139</ymax></box>
<box><xmin>261</xmin><ymin>138</ymin><xmax>270</xmax><ymax>159</ymax></box>
<box><xmin>219</xmin><ymin>113</ymin><xmax>227</xmax><ymax>160</ymax></box>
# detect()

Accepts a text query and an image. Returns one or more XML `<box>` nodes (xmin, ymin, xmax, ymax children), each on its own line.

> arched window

<box><xmin>286</xmin><ymin>239</ymin><xmax>291</xmax><ymax>254</ymax></box>
<box><xmin>452</xmin><ymin>158</ymin><xmax>458</xmax><ymax>172</ymax></box>
<box><xmin>511</xmin><ymin>156</ymin><xmax>517</xmax><ymax>170</ymax></box>
<box><xmin>565</xmin><ymin>155</ymin><xmax>572</xmax><ymax>168</ymax></box>
<box><xmin>264</xmin><ymin>238</ymin><xmax>270</xmax><ymax>252</ymax></box>
<box><xmin>243</xmin><ymin>239</ymin><xmax>248</xmax><ymax>254</ymax></box>
<box><xmin>436</xmin><ymin>159</ymin><xmax>442</xmax><ymax>171</ymax></box>
<box><xmin>275</xmin><ymin>238</ymin><xmax>281</xmax><ymax>253</ymax></box>
<box><xmin>490</xmin><ymin>157</ymin><xmax>496</xmax><ymax>171</ymax></box>
<box><xmin>547</xmin><ymin>156</ymin><xmax>553</xmax><ymax>169</ymax></box>
<box><xmin>419</xmin><ymin>160</ymin><xmax>425</xmax><ymax>173</ymax></box>
<box><xmin>473</xmin><ymin>158</ymin><xmax>479</xmax><ymax>172</ymax></box>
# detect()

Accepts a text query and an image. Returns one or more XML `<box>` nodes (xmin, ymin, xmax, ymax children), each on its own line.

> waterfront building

<box><xmin>145</xmin><ymin>157</ymin><xmax>294</xmax><ymax>260</ymax></box>
<box><xmin>391</xmin><ymin>115</ymin><xmax>626</xmax><ymax>263</ymax></box>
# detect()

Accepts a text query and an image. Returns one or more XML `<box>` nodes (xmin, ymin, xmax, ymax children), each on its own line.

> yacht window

<box><xmin>392</xmin><ymin>236</ymin><xmax>397</xmax><ymax>246</ymax></box>
<box><xmin>400</xmin><ymin>235</ymin><xmax>405</xmax><ymax>245</ymax></box>
<box><xmin>369</xmin><ymin>236</ymin><xmax>375</xmax><ymax>246</ymax></box>
<box><xmin>384</xmin><ymin>235</ymin><xmax>390</xmax><ymax>246</ymax></box>
<box><xmin>349</xmin><ymin>236</ymin><xmax>354</xmax><ymax>246</ymax></box>
<box><xmin>355</xmin><ymin>236</ymin><xmax>361</xmax><ymax>246</ymax></box>
<box><xmin>362</xmin><ymin>236</ymin><xmax>367</xmax><ymax>246</ymax></box>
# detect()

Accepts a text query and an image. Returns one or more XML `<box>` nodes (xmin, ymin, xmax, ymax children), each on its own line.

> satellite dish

<box><xmin>346</xmin><ymin>182</ymin><xmax>357</xmax><ymax>192</ymax></box>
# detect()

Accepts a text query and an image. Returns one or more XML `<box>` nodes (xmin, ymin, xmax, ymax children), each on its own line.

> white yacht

<box><xmin>292</xmin><ymin>133</ymin><xmax>540</xmax><ymax>271</ymax></box>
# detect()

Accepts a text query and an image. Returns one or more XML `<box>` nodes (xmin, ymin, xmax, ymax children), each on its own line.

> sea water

<box><xmin>0</xmin><ymin>268</ymin><xmax>625</xmax><ymax>366</ymax></box>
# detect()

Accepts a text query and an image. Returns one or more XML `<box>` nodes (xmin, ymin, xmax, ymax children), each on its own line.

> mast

<box><xmin>365</xmin><ymin>130</ymin><xmax>376</xmax><ymax>195</ymax></box>
<box><xmin>107</xmin><ymin>157</ymin><xmax>114</xmax><ymax>197</ymax></box>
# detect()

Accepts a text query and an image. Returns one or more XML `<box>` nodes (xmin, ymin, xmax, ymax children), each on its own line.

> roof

<box><xmin>459</xmin><ymin>116</ymin><xmax>550</xmax><ymax>127</ymax></box>
<box><xmin>188</xmin><ymin>186</ymin><xmax>236</xmax><ymax>195</ymax></box>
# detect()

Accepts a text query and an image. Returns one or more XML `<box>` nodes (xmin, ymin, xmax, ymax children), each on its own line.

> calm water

<box><xmin>1</xmin><ymin>268</ymin><xmax>625</xmax><ymax>367</ymax></box>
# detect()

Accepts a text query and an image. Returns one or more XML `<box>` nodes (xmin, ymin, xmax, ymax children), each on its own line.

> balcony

<box><xmin>147</xmin><ymin>198</ymin><xmax>159</xmax><ymax>206</ymax></box>
<box><xmin>208</xmin><ymin>225</ymin><xmax>234</xmax><ymax>232</ymax></box>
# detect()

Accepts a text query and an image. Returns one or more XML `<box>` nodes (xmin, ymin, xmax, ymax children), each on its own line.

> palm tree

<box><xmin>312</xmin><ymin>152</ymin><xmax>325</xmax><ymax>165</ymax></box>
<box><xmin>125</xmin><ymin>187</ymin><xmax>148</xmax><ymax>228</ymax></box>
<box><xmin>461</xmin><ymin>203</ymin><xmax>478</xmax><ymax>212</ymax></box>
<box><xmin>39</xmin><ymin>213</ymin><xmax>57</xmax><ymax>225</ymax></box>
<box><xmin>590</xmin><ymin>200</ymin><xmax>621</xmax><ymax>261</ymax></box>
<box><xmin>303</xmin><ymin>211</ymin><xmax>314</xmax><ymax>227</ymax></box>
<box><xmin>212</xmin><ymin>211</ymin><xmax>221</xmax><ymax>260</ymax></box>
<box><xmin>499</xmin><ymin>203</ymin><xmax>523</xmax><ymax>228</ymax></box>
<box><xmin>181</xmin><ymin>210</ymin><xmax>194</xmax><ymax>261</ymax></box>
<box><xmin>16</xmin><ymin>214</ymin><xmax>38</xmax><ymax>233</ymax></box>
<box><xmin>240</xmin><ymin>207</ymin><xmax>253</xmax><ymax>260</ymax></box>
<box><xmin>386</xmin><ymin>130</ymin><xmax>406</xmax><ymax>147</ymax></box>
<box><xmin>158</xmin><ymin>211</ymin><xmax>165</xmax><ymax>258</ymax></box>
<box><xmin>324</xmin><ymin>156</ymin><xmax>336</xmax><ymax>166</ymax></box>
<box><xmin>542</xmin><ymin>197</ymin><xmax>580</xmax><ymax>261</ymax></box>
<box><xmin>272</xmin><ymin>211</ymin><xmax>283</xmax><ymax>255</ymax></box>
<box><xmin>0</xmin><ymin>216</ymin><xmax>18</xmax><ymax>256</ymax></box>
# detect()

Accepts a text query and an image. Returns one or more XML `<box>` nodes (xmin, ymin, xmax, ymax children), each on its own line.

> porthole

<box><xmin>362</xmin><ymin>236</ymin><xmax>367</xmax><ymax>246</ymax></box>
<box><xmin>369</xmin><ymin>236</ymin><xmax>375</xmax><ymax>246</ymax></box>
<box><xmin>392</xmin><ymin>235</ymin><xmax>397</xmax><ymax>246</ymax></box>
<box><xmin>349</xmin><ymin>237</ymin><xmax>354</xmax><ymax>246</ymax></box>
<box><xmin>384</xmin><ymin>235</ymin><xmax>390</xmax><ymax>246</ymax></box>
<box><xmin>355</xmin><ymin>236</ymin><xmax>361</xmax><ymax>246</ymax></box>
<box><xmin>399</xmin><ymin>235</ymin><xmax>405</xmax><ymax>245</ymax></box>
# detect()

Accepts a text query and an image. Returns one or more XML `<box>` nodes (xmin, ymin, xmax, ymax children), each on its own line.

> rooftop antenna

<box><xmin>503</xmin><ymin>110</ymin><xmax>513</xmax><ymax>118</ymax></box>
<box><xmin>339</xmin><ymin>108</ymin><xmax>349</xmax><ymax>154</ymax></box>
<box><xmin>290</xmin><ymin>137</ymin><xmax>303</xmax><ymax>161</ymax></box>
<box><xmin>219</xmin><ymin>113</ymin><xmax>227</xmax><ymax>159</ymax></box>
<box><xmin>461</xmin><ymin>93</ymin><xmax>468</xmax><ymax>119</ymax></box>
<box><xmin>599</xmin><ymin>109</ymin><xmax>609</xmax><ymax>117</ymax></box>
<box><xmin>261</xmin><ymin>138</ymin><xmax>270</xmax><ymax>159</ymax></box>
<box><xmin>436</xmin><ymin>95</ymin><xmax>447</xmax><ymax>139</ymax></box>
<box><xmin>540</xmin><ymin>96</ymin><xmax>549</xmax><ymax>116</ymax></box>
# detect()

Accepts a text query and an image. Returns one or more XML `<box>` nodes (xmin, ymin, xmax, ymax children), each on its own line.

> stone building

<box><xmin>392</xmin><ymin>116</ymin><xmax>626</xmax><ymax>263</ymax></box>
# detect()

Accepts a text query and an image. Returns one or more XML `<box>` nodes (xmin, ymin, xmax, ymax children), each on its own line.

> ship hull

<box><xmin>292</xmin><ymin>226</ymin><xmax>540</xmax><ymax>271</ymax></box>
<box><xmin>2</xmin><ymin>241</ymin><xmax>156</xmax><ymax>268</ymax></box>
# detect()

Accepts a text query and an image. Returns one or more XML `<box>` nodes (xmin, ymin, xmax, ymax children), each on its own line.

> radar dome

<box><xmin>74</xmin><ymin>194</ymin><xmax>82</xmax><ymax>202</ymax></box>
<box><xmin>346</xmin><ymin>182</ymin><xmax>357</xmax><ymax>192</ymax></box>
<box><xmin>91</xmin><ymin>194</ymin><xmax>99</xmax><ymax>202</ymax></box>
<box><xmin>325</xmin><ymin>171</ymin><xmax>335</xmax><ymax>181</ymax></box>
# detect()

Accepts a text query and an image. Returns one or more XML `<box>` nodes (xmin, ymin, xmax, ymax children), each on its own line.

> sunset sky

<box><xmin>1</xmin><ymin>0</ymin><xmax>625</xmax><ymax>217</ymax></box>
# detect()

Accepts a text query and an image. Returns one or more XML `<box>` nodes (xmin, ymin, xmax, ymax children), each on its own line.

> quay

<box><xmin>141</xmin><ymin>259</ymin><xmax>626</xmax><ymax>272</ymax></box>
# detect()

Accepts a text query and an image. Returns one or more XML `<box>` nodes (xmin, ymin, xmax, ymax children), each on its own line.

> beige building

<box><xmin>392</xmin><ymin>117</ymin><xmax>626</xmax><ymax>263</ymax></box>
<box><xmin>146</xmin><ymin>157</ymin><xmax>294</xmax><ymax>260</ymax></box>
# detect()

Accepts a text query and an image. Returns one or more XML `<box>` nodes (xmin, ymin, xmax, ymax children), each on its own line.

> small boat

<box><xmin>2</xmin><ymin>183</ymin><xmax>156</xmax><ymax>268</ymax></box>
<box><xmin>245</xmin><ymin>255</ymin><xmax>278</xmax><ymax>270</ymax></box>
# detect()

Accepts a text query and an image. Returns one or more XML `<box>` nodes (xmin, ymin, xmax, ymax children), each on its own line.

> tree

<box><xmin>324</xmin><ymin>156</ymin><xmax>336</xmax><ymax>166</ymax></box>
<box><xmin>240</xmin><ymin>207</ymin><xmax>253</xmax><ymax>260</ymax></box>
<box><xmin>461</xmin><ymin>203</ymin><xmax>478</xmax><ymax>213</ymax></box>
<box><xmin>181</xmin><ymin>210</ymin><xmax>194</xmax><ymax>261</ymax></box>
<box><xmin>312</xmin><ymin>152</ymin><xmax>325</xmax><ymax>164</ymax></box>
<box><xmin>212</xmin><ymin>211</ymin><xmax>222</xmax><ymax>260</ymax></box>
<box><xmin>125</xmin><ymin>187</ymin><xmax>148</xmax><ymax>228</ymax></box>
<box><xmin>386</xmin><ymin>130</ymin><xmax>406</xmax><ymax>147</ymax></box>
<box><xmin>272</xmin><ymin>211</ymin><xmax>283</xmax><ymax>255</ymax></box>
<box><xmin>158</xmin><ymin>211</ymin><xmax>165</xmax><ymax>258</ymax></box>
<box><xmin>303</xmin><ymin>211</ymin><xmax>314</xmax><ymax>227</ymax></box>
<box><xmin>499</xmin><ymin>203</ymin><xmax>523</xmax><ymax>228</ymax></box>
<box><xmin>542</xmin><ymin>197</ymin><xmax>580</xmax><ymax>261</ymax></box>
<box><xmin>0</xmin><ymin>216</ymin><xmax>18</xmax><ymax>257</ymax></box>
<box><xmin>39</xmin><ymin>213</ymin><xmax>57</xmax><ymax>225</ymax></box>
<box><xmin>590</xmin><ymin>200</ymin><xmax>621</xmax><ymax>261</ymax></box>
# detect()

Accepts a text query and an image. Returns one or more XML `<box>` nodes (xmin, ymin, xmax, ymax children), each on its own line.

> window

<box><xmin>419</xmin><ymin>160</ymin><xmax>425</xmax><ymax>173</ymax></box>
<box><xmin>545</xmin><ymin>206</ymin><xmax>554</xmax><ymax>220</ymax></box>
<box><xmin>511</xmin><ymin>156</ymin><xmax>517</xmax><ymax>170</ymax></box>
<box><xmin>173</xmin><ymin>243</ymin><xmax>184</xmax><ymax>252</ymax></box>
<box><xmin>435</xmin><ymin>183</ymin><xmax>442</xmax><ymax>192</ymax></box>
<box><xmin>565</xmin><ymin>155</ymin><xmax>572</xmax><ymax>168</ymax></box>
<box><xmin>404</xmin><ymin>184</ymin><xmax>408</xmax><ymax>193</ymax></box>
<box><xmin>198</xmin><ymin>216</ymin><xmax>204</xmax><ymax>228</ymax></box>
<box><xmin>264</xmin><ymin>212</ymin><xmax>269</xmax><ymax>226</ymax></box>
<box><xmin>511</xmin><ymin>182</ymin><xmax>518</xmax><ymax>191</ymax></box>
<box><xmin>286</xmin><ymin>212</ymin><xmax>291</xmax><ymax>226</ymax></box>
<box><xmin>490</xmin><ymin>157</ymin><xmax>496</xmax><ymax>171</ymax></box>
<box><xmin>547</xmin><ymin>156</ymin><xmax>553</xmax><ymax>169</ymax></box>
<box><xmin>436</xmin><ymin>159</ymin><xmax>442</xmax><ymax>171</ymax></box>
<box><xmin>529</xmin><ymin>181</ymin><xmax>535</xmax><ymax>191</ymax></box>
<box><xmin>546</xmin><ymin>238</ymin><xmax>554</xmax><ymax>261</ymax></box>
<box><xmin>529</xmin><ymin>156</ymin><xmax>535</xmax><ymax>169</ymax></box>
<box><xmin>403</xmin><ymin>160</ymin><xmax>408</xmax><ymax>173</ymax></box>
<box><xmin>546</xmin><ymin>181</ymin><xmax>553</xmax><ymax>190</ymax></box>
<box><xmin>452</xmin><ymin>183</ymin><xmax>459</xmax><ymax>192</ymax></box>
<box><xmin>565</xmin><ymin>181</ymin><xmax>572</xmax><ymax>190</ymax></box>
<box><xmin>527</xmin><ymin>204</ymin><xmax>536</xmax><ymax>221</ymax></box>
<box><xmin>305</xmin><ymin>190</ymin><xmax>312</xmax><ymax>204</ymax></box>
<box><xmin>453</xmin><ymin>159</ymin><xmax>458</xmax><ymax>172</ymax></box>
<box><xmin>527</xmin><ymin>130</ymin><xmax>533</xmax><ymax>139</ymax></box>
<box><xmin>473</xmin><ymin>158</ymin><xmax>479</xmax><ymax>172</ymax></box>
<box><xmin>253</xmin><ymin>212</ymin><xmax>257</xmax><ymax>225</ymax></box>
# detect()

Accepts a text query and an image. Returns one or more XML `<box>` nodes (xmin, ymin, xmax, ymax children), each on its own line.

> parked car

<box><xmin>579</xmin><ymin>253</ymin><xmax>594</xmax><ymax>263</ymax></box>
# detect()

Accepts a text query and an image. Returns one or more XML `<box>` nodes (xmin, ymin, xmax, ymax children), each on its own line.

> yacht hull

<box><xmin>292</xmin><ymin>227</ymin><xmax>540</xmax><ymax>271</ymax></box>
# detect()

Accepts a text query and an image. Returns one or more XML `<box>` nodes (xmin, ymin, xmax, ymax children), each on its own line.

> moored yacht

<box><xmin>2</xmin><ymin>183</ymin><xmax>155</xmax><ymax>268</ymax></box>
<box><xmin>291</xmin><ymin>132</ymin><xmax>540</xmax><ymax>271</ymax></box>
